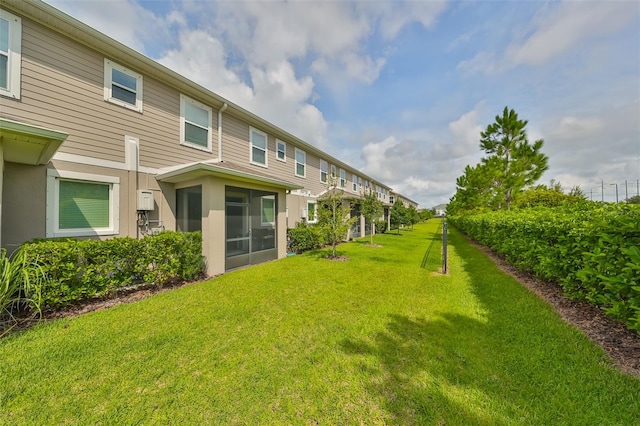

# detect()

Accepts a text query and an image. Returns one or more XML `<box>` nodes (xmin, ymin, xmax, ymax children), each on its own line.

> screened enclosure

<box><xmin>225</xmin><ymin>186</ymin><xmax>278</xmax><ymax>270</ymax></box>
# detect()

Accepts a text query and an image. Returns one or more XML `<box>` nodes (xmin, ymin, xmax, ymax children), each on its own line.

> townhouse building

<box><xmin>390</xmin><ymin>192</ymin><xmax>418</xmax><ymax>209</ymax></box>
<box><xmin>0</xmin><ymin>0</ymin><xmax>399</xmax><ymax>276</ymax></box>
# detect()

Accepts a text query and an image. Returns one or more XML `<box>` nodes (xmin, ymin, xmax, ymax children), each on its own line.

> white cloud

<box><xmin>538</xmin><ymin>101</ymin><xmax>640</xmax><ymax>200</ymax></box>
<box><xmin>359</xmin><ymin>106</ymin><xmax>486</xmax><ymax>207</ymax></box>
<box><xmin>342</xmin><ymin>53</ymin><xmax>387</xmax><ymax>84</ymax></box>
<box><xmin>447</xmin><ymin>107</ymin><xmax>483</xmax><ymax>156</ymax></box>
<box><xmin>459</xmin><ymin>0</ymin><xmax>639</xmax><ymax>75</ymax></box>
<box><xmin>457</xmin><ymin>51</ymin><xmax>502</xmax><ymax>75</ymax></box>
<box><xmin>357</xmin><ymin>0</ymin><xmax>448</xmax><ymax>39</ymax></box>
<box><xmin>507</xmin><ymin>1</ymin><xmax>637</xmax><ymax>67</ymax></box>
<box><xmin>361</xmin><ymin>136</ymin><xmax>402</xmax><ymax>181</ymax></box>
<box><xmin>159</xmin><ymin>33</ymin><xmax>328</xmax><ymax>147</ymax></box>
<box><xmin>49</xmin><ymin>0</ymin><xmax>171</xmax><ymax>53</ymax></box>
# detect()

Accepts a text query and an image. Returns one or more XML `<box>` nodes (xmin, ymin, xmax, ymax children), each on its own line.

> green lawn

<box><xmin>1</xmin><ymin>221</ymin><xmax>639</xmax><ymax>424</ymax></box>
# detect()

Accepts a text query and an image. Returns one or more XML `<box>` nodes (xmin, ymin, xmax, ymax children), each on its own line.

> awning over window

<box><xmin>156</xmin><ymin>160</ymin><xmax>304</xmax><ymax>190</ymax></box>
<box><xmin>0</xmin><ymin>118</ymin><xmax>69</xmax><ymax>165</ymax></box>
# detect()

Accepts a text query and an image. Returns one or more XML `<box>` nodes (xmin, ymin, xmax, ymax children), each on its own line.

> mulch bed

<box><xmin>326</xmin><ymin>255</ymin><xmax>349</xmax><ymax>262</ymax></box>
<box><xmin>467</xmin><ymin>239</ymin><xmax>640</xmax><ymax>378</ymax></box>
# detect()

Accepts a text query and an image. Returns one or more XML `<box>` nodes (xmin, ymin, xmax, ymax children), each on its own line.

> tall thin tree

<box><xmin>479</xmin><ymin>107</ymin><xmax>548</xmax><ymax>210</ymax></box>
<box><xmin>361</xmin><ymin>190</ymin><xmax>383</xmax><ymax>244</ymax></box>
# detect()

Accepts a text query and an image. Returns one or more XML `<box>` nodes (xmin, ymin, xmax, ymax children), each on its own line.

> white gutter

<box><xmin>217</xmin><ymin>103</ymin><xmax>228</xmax><ymax>161</ymax></box>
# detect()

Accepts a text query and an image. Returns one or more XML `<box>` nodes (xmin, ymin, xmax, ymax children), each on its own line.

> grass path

<box><xmin>1</xmin><ymin>221</ymin><xmax>639</xmax><ymax>424</ymax></box>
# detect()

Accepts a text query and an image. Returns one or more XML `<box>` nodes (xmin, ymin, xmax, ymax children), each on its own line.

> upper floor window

<box><xmin>352</xmin><ymin>174</ymin><xmax>358</xmax><ymax>192</ymax></box>
<box><xmin>0</xmin><ymin>9</ymin><xmax>21</xmax><ymax>99</ymax></box>
<box><xmin>180</xmin><ymin>95</ymin><xmax>212</xmax><ymax>152</ymax></box>
<box><xmin>339</xmin><ymin>169</ymin><xmax>346</xmax><ymax>188</ymax></box>
<box><xmin>320</xmin><ymin>160</ymin><xmax>328</xmax><ymax>183</ymax></box>
<box><xmin>276</xmin><ymin>140</ymin><xmax>286</xmax><ymax>162</ymax></box>
<box><xmin>358</xmin><ymin>176</ymin><xmax>362</xmax><ymax>189</ymax></box>
<box><xmin>104</xmin><ymin>59</ymin><xmax>143</xmax><ymax>112</ymax></box>
<box><xmin>295</xmin><ymin>148</ymin><xmax>306</xmax><ymax>177</ymax></box>
<box><xmin>250</xmin><ymin>127</ymin><xmax>268</xmax><ymax>167</ymax></box>
<box><xmin>330</xmin><ymin>165</ymin><xmax>337</xmax><ymax>179</ymax></box>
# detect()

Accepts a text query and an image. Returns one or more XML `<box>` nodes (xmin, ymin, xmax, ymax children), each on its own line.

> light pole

<box><xmin>610</xmin><ymin>183</ymin><xmax>618</xmax><ymax>203</ymax></box>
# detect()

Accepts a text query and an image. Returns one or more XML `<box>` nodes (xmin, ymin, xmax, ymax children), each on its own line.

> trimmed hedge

<box><xmin>287</xmin><ymin>223</ymin><xmax>326</xmax><ymax>253</ymax></box>
<box><xmin>21</xmin><ymin>231</ymin><xmax>204</xmax><ymax>308</ymax></box>
<box><xmin>450</xmin><ymin>203</ymin><xmax>640</xmax><ymax>331</ymax></box>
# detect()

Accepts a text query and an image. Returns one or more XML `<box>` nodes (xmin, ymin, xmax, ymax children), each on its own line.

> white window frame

<box><xmin>104</xmin><ymin>59</ymin><xmax>143</xmax><ymax>112</ymax></box>
<box><xmin>180</xmin><ymin>94</ymin><xmax>213</xmax><ymax>152</ymax></box>
<box><xmin>250</xmin><ymin>127</ymin><xmax>268</xmax><ymax>167</ymax></box>
<box><xmin>46</xmin><ymin>169</ymin><xmax>120</xmax><ymax>238</ymax></box>
<box><xmin>295</xmin><ymin>148</ymin><xmax>306</xmax><ymax>178</ymax></box>
<box><xmin>0</xmin><ymin>9</ymin><xmax>21</xmax><ymax>99</ymax></box>
<box><xmin>276</xmin><ymin>139</ymin><xmax>286</xmax><ymax>162</ymax></box>
<box><xmin>320</xmin><ymin>160</ymin><xmax>328</xmax><ymax>183</ymax></box>
<box><xmin>330</xmin><ymin>165</ymin><xmax>337</xmax><ymax>179</ymax></box>
<box><xmin>339</xmin><ymin>169</ymin><xmax>346</xmax><ymax>188</ymax></box>
<box><xmin>306</xmin><ymin>200</ymin><xmax>317</xmax><ymax>223</ymax></box>
<box><xmin>352</xmin><ymin>174</ymin><xmax>358</xmax><ymax>192</ymax></box>
<box><xmin>261</xmin><ymin>195</ymin><xmax>276</xmax><ymax>226</ymax></box>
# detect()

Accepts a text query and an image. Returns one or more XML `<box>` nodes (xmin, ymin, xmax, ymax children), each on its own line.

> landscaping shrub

<box><xmin>449</xmin><ymin>203</ymin><xmax>640</xmax><ymax>331</ymax></box>
<box><xmin>0</xmin><ymin>247</ymin><xmax>47</xmax><ymax>334</ymax></box>
<box><xmin>20</xmin><ymin>231</ymin><xmax>204</xmax><ymax>309</ymax></box>
<box><xmin>288</xmin><ymin>223</ymin><xmax>326</xmax><ymax>253</ymax></box>
<box><xmin>374</xmin><ymin>220</ymin><xmax>388</xmax><ymax>234</ymax></box>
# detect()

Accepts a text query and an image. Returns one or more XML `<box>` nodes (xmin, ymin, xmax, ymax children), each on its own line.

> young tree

<box><xmin>361</xmin><ymin>190</ymin><xmax>383</xmax><ymax>244</ymax></box>
<box><xmin>317</xmin><ymin>177</ymin><xmax>357</xmax><ymax>258</ymax></box>
<box><xmin>390</xmin><ymin>200</ymin><xmax>407</xmax><ymax>234</ymax></box>
<box><xmin>447</xmin><ymin>162</ymin><xmax>497</xmax><ymax>215</ymax></box>
<box><xmin>479</xmin><ymin>107</ymin><xmax>549</xmax><ymax>210</ymax></box>
<box><xmin>407</xmin><ymin>205</ymin><xmax>420</xmax><ymax>229</ymax></box>
<box><xmin>419</xmin><ymin>209</ymin><xmax>433</xmax><ymax>221</ymax></box>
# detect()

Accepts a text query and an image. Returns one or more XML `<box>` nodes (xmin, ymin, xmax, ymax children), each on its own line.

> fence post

<box><xmin>442</xmin><ymin>219</ymin><xmax>448</xmax><ymax>274</ymax></box>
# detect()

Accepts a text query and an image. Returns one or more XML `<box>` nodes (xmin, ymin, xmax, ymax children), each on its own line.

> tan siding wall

<box><xmin>1</xmin><ymin>158</ymin><xmax>179</xmax><ymax>252</ymax></box>
<box><xmin>1</xmin><ymin>162</ymin><xmax>47</xmax><ymax>252</ymax></box>
<box><xmin>0</xmin><ymin>18</ymin><xmax>220</xmax><ymax>170</ymax></box>
<box><xmin>219</xmin><ymin>112</ymin><xmax>359</xmax><ymax>198</ymax></box>
<box><xmin>219</xmin><ymin>112</ymin><xmax>250</xmax><ymax>165</ymax></box>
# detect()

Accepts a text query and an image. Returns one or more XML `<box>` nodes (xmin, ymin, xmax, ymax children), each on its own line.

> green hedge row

<box><xmin>21</xmin><ymin>231</ymin><xmax>204</xmax><ymax>308</ymax></box>
<box><xmin>450</xmin><ymin>204</ymin><xmax>640</xmax><ymax>331</ymax></box>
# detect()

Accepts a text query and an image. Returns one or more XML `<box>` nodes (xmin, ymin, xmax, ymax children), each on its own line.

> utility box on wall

<box><xmin>137</xmin><ymin>190</ymin><xmax>154</xmax><ymax>211</ymax></box>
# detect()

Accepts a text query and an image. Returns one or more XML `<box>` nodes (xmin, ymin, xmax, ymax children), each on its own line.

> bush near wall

<box><xmin>450</xmin><ymin>203</ymin><xmax>640</xmax><ymax>331</ymax></box>
<box><xmin>20</xmin><ymin>231</ymin><xmax>204</xmax><ymax>309</ymax></box>
<box><xmin>374</xmin><ymin>220</ymin><xmax>388</xmax><ymax>234</ymax></box>
<box><xmin>287</xmin><ymin>223</ymin><xmax>326</xmax><ymax>253</ymax></box>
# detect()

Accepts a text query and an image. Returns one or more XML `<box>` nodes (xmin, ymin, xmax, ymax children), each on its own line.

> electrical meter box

<box><xmin>137</xmin><ymin>190</ymin><xmax>154</xmax><ymax>211</ymax></box>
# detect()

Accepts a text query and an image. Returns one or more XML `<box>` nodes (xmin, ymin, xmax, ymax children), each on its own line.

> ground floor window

<box><xmin>306</xmin><ymin>201</ymin><xmax>317</xmax><ymax>223</ymax></box>
<box><xmin>46</xmin><ymin>169</ymin><xmax>119</xmax><ymax>237</ymax></box>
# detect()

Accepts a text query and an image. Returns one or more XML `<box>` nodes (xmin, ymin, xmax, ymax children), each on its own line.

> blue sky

<box><xmin>49</xmin><ymin>0</ymin><xmax>640</xmax><ymax>207</ymax></box>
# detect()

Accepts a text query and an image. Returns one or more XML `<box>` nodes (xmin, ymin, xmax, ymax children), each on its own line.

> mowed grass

<box><xmin>1</xmin><ymin>222</ymin><xmax>639</xmax><ymax>424</ymax></box>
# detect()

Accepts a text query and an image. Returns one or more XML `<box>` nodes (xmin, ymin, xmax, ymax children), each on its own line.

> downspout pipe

<box><xmin>217</xmin><ymin>103</ymin><xmax>228</xmax><ymax>161</ymax></box>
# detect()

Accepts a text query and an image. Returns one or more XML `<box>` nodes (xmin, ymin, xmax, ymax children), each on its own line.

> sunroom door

<box><xmin>225</xmin><ymin>187</ymin><xmax>279</xmax><ymax>270</ymax></box>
